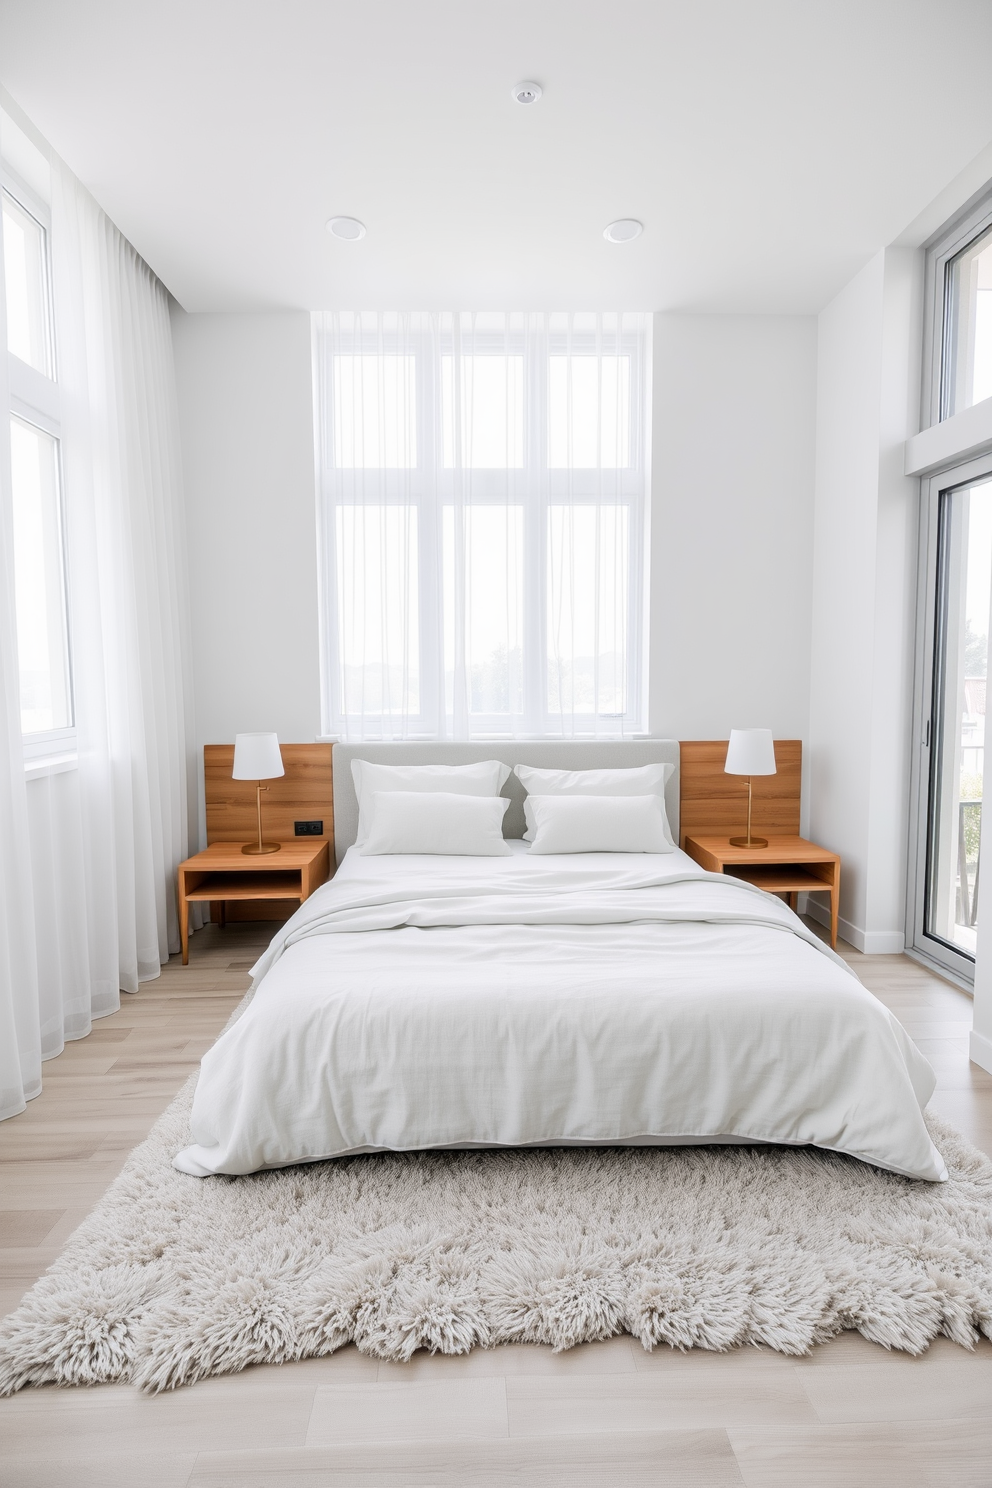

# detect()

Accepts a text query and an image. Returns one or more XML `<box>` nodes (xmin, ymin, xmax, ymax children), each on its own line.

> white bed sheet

<box><xmin>174</xmin><ymin>844</ymin><xmax>946</xmax><ymax>1182</ymax></box>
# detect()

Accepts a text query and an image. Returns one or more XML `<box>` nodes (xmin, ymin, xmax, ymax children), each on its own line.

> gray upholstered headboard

<box><xmin>331</xmin><ymin>741</ymin><xmax>681</xmax><ymax>864</ymax></box>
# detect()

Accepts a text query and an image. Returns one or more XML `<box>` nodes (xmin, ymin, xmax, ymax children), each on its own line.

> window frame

<box><xmin>2</xmin><ymin>164</ymin><xmax>76</xmax><ymax>756</ymax></box>
<box><xmin>907</xmin><ymin>452</ymin><xmax>992</xmax><ymax>988</ymax></box>
<box><xmin>921</xmin><ymin>185</ymin><xmax>992</xmax><ymax>430</ymax></box>
<box><xmin>316</xmin><ymin>319</ymin><xmax>649</xmax><ymax>740</ymax></box>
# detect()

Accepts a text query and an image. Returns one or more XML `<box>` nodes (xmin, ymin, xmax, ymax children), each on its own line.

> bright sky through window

<box><xmin>441</xmin><ymin>356</ymin><xmax>524</xmax><ymax>469</ymax></box>
<box><xmin>548</xmin><ymin>357</ymin><xmax>630</xmax><ymax>469</ymax></box>
<box><xmin>548</xmin><ymin>505</ymin><xmax>628</xmax><ymax>716</ymax></box>
<box><xmin>443</xmin><ymin>505</ymin><xmax>524</xmax><ymax>715</ymax></box>
<box><xmin>10</xmin><ymin>417</ymin><xmax>71</xmax><ymax>734</ymax></box>
<box><xmin>976</xmin><ymin>272</ymin><xmax>992</xmax><ymax>405</ymax></box>
<box><xmin>965</xmin><ymin>487</ymin><xmax>992</xmax><ymax>647</ymax></box>
<box><xmin>332</xmin><ymin>355</ymin><xmax>416</xmax><ymax>469</ymax></box>
<box><xmin>2</xmin><ymin>191</ymin><xmax>51</xmax><ymax>375</ymax></box>
<box><xmin>946</xmin><ymin>228</ymin><xmax>992</xmax><ymax>416</ymax></box>
<box><xmin>335</xmin><ymin>504</ymin><xmax>419</xmax><ymax>715</ymax></box>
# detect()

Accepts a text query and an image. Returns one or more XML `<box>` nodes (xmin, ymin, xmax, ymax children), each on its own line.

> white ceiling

<box><xmin>1</xmin><ymin>0</ymin><xmax>991</xmax><ymax>314</ymax></box>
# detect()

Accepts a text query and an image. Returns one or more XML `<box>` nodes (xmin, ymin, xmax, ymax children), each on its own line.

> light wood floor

<box><xmin>1</xmin><ymin>922</ymin><xmax>991</xmax><ymax>1487</ymax></box>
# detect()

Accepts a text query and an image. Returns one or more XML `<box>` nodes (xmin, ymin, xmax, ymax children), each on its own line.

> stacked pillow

<box><xmin>363</xmin><ymin>792</ymin><xmax>510</xmax><ymax>856</ymax></box>
<box><xmin>353</xmin><ymin>760</ymin><xmax>511</xmax><ymax>856</ymax></box>
<box><xmin>514</xmin><ymin>763</ymin><xmax>675</xmax><ymax>855</ymax></box>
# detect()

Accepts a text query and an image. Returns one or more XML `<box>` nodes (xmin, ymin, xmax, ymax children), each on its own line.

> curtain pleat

<box><xmin>51</xmin><ymin>162</ymin><xmax>193</xmax><ymax>995</ymax></box>
<box><xmin>0</xmin><ymin>265</ymin><xmax>42</xmax><ymax>1118</ymax></box>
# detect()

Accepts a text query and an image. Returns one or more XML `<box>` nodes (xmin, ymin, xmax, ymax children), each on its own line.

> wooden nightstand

<box><xmin>683</xmin><ymin>834</ymin><xmax>840</xmax><ymax>949</ymax></box>
<box><xmin>177</xmin><ymin>840</ymin><xmax>331</xmax><ymax>964</ymax></box>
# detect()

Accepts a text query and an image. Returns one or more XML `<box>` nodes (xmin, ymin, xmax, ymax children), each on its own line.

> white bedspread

<box><xmin>174</xmin><ymin>846</ymin><xmax>946</xmax><ymax>1182</ymax></box>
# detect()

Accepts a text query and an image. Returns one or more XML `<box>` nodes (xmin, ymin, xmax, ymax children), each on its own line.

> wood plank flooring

<box><xmin>1</xmin><ymin>922</ymin><xmax>991</xmax><ymax>1487</ymax></box>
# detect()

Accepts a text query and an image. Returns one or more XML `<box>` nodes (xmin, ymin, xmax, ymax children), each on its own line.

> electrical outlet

<box><xmin>294</xmin><ymin>820</ymin><xmax>323</xmax><ymax>836</ymax></box>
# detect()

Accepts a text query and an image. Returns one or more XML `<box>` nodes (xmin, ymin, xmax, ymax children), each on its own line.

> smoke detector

<box><xmin>603</xmin><ymin>219</ymin><xmax>643</xmax><ymax>244</ymax></box>
<box><xmin>511</xmin><ymin>81</ymin><xmax>543</xmax><ymax>105</ymax></box>
<box><xmin>326</xmin><ymin>217</ymin><xmax>366</xmax><ymax>241</ymax></box>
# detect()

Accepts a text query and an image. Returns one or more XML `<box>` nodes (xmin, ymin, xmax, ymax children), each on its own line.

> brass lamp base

<box><xmin>241</xmin><ymin>781</ymin><xmax>280</xmax><ymax>855</ymax></box>
<box><xmin>728</xmin><ymin>773</ymin><xmax>767</xmax><ymax>857</ymax></box>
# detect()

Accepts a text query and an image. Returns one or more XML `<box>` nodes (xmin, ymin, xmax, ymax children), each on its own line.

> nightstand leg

<box><xmin>830</xmin><ymin>885</ymin><xmax>839</xmax><ymax>950</ymax></box>
<box><xmin>180</xmin><ymin>885</ymin><xmax>189</xmax><ymax>966</ymax></box>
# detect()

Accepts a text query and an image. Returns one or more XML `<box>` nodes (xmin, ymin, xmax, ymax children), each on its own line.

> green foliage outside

<box><xmin>965</xmin><ymin>621</ymin><xmax>988</xmax><ymax>678</ymax></box>
<box><xmin>961</xmin><ymin>771</ymin><xmax>983</xmax><ymax>862</ymax></box>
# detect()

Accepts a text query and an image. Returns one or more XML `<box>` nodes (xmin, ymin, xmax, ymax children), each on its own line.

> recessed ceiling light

<box><xmin>511</xmin><ymin>81</ymin><xmax>542</xmax><ymax>105</ymax></box>
<box><xmin>326</xmin><ymin>216</ymin><xmax>366</xmax><ymax>241</ymax></box>
<box><xmin>603</xmin><ymin>219</ymin><xmax>643</xmax><ymax>244</ymax></box>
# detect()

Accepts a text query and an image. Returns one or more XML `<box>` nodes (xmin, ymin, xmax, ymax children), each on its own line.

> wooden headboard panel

<box><xmin>204</xmin><ymin>743</ymin><xmax>333</xmax><ymax>845</ymax></box>
<box><xmin>678</xmin><ymin>740</ymin><xmax>801</xmax><ymax>847</ymax></box>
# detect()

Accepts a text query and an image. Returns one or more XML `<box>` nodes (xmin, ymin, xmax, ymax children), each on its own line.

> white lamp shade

<box><xmin>232</xmin><ymin>732</ymin><xmax>285</xmax><ymax>781</ymax></box>
<box><xmin>725</xmin><ymin>728</ymin><xmax>776</xmax><ymax>777</ymax></box>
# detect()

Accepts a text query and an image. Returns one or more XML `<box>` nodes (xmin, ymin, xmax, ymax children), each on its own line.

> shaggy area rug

<box><xmin>1</xmin><ymin>1085</ymin><xmax>991</xmax><ymax>1394</ymax></box>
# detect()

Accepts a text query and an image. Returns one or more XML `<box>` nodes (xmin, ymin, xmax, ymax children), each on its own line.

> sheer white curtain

<box><xmin>0</xmin><ymin>247</ymin><xmax>42</xmax><ymax>1119</ymax></box>
<box><xmin>0</xmin><ymin>156</ymin><xmax>193</xmax><ymax>1120</ymax></box>
<box><xmin>313</xmin><ymin>311</ymin><xmax>651</xmax><ymax>741</ymax></box>
<box><xmin>52</xmin><ymin>163</ymin><xmax>194</xmax><ymax>995</ymax></box>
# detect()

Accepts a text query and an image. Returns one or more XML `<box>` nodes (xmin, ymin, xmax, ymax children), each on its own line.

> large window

<box><xmin>910</xmin><ymin>184</ymin><xmax>992</xmax><ymax>985</ymax></box>
<box><xmin>914</xmin><ymin>466</ymin><xmax>992</xmax><ymax>978</ymax></box>
<box><xmin>313</xmin><ymin>312</ymin><xmax>651</xmax><ymax>739</ymax></box>
<box><xmin>2</xmin><ymin>175</ymin><xmax>72</xmax><ymax>750</ymax></box>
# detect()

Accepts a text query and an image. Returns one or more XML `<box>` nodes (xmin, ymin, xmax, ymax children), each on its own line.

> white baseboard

<box><xmin>970</xmin><ymin>1028</ymin><xmax>992</xmax><ymax>1075</ymax></box>
<box><xmin>804</xmin><ymin>899</ymin><xmax>905</xmax><ymax>955</ymax></box>
<box><xmin>857</xmin><ymin>927</ymin><xmax>906</xmax><ymax>954</ymax></box>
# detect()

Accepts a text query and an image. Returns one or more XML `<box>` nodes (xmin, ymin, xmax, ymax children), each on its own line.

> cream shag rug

<box><xmin>1</xmin><ymin>1084</ymin><xmax>991</xmax><ymax>1394</ymax></box>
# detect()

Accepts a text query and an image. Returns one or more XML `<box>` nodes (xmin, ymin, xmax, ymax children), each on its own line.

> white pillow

<box><xmin>525</xmin><ymin>794</ymin><xmax>674</xmax><ymax>855</ymax></box>
<box><xmin>352</xmin><ymin>759</ymin><xmax>511</xmax><ymax>845</ymax></box>
<box><xmin>361</xmin><ymin>792</ymin><xmax>512</xmax><ymax>856</ymax></box>
<box><xmin>514</xmin><ymin>763</ymin><xmax>675</xmax><ymax>843</ymax></box>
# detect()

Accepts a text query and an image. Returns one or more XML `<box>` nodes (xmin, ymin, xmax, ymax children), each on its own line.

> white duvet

<box><xmin>174</xmin><ymin>845</ymin><xmax>947</xmax><ymax>1182</ymax></box>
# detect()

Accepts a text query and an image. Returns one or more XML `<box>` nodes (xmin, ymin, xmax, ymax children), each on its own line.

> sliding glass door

<box><xmin>912</xmin><ymin>460</ymin><xmax>992</xmax><ymax>980</ymax></box>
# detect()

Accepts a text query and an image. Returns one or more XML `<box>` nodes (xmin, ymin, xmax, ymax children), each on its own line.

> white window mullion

<box><xmin>417</xmin><ymin>326</ymin><xmax>443</xmax><ymax>736</ymax></box>
<box><xmin>521</xmin><ymin>330</ymin><xmax>546</xmax><ymax>735</ymax></box>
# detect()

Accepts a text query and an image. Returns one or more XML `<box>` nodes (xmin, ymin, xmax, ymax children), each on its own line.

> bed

<box><xmin>173</xmin><ymin>743</ymin><xmax>946</xmax><ymax>1183</ymax></box>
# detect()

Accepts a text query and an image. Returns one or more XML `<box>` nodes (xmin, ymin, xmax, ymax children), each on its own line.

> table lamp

<box><xmin>232</xmin><ymin>732</ymin><xmax>285</xmax><ymax>855</ymax></box>
<box><xmin>725</xmin><ymin>728</ymin><xmax>776</xmax><ymax>849</ymax></box>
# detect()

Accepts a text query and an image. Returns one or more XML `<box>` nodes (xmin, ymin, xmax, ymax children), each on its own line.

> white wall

<box><xmin>170</xmin><ymin>309</ymin><xmax>320</xmax><ymax>841</ymax></box>
<box><xmin>869</xmin><ymin>250</ymin><xmax>924</xmax><ymax>933</ymax></box>
<box><xmin>807</xmin><ymin>248</ymin><xmax>922</xmax><ymax>951</ymax></box>
<box><xmin>649</xmin><ymin>314</ymin><xmax>818</xmax><ymax>752</ymax></box>
<box><xmin>172</xmin><ymin>309</ymin><xmax>819</xmax><ymax>843</ymax></box>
